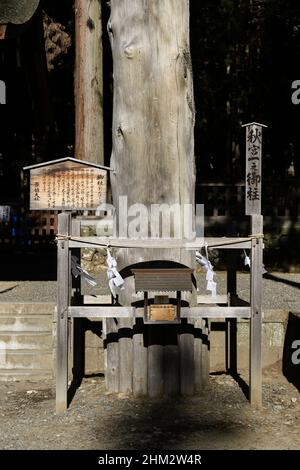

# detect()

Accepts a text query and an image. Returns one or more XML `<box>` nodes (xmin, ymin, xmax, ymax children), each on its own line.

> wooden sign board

<box><xmin>24</xmin><ymin>158</ymin><xmax>109</xmax><ymax>211</ymax></box>
<box><xmin>242</xmin><ymin>122</ymin><xmax>267</xmax><ymax>216</ymax></box>
<box><xmin>148</xmin><ymin>304</ymin><xmax>176</xmax><ymax>322</ymax></box>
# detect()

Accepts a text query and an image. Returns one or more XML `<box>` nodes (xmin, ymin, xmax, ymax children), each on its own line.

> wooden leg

<box><xmin>56</xmin><ymin>212</ymin><xmax>71</xmax><ymax>414</ymax></box>
<box><xmin>105</xmin><ymin>318</ymin><xmax>120</xmax><ymax>393</ymax></box>
<box><xmin>148</xmin><ymin>325</ymin><xmax>164</xmax><ymax>398</ymax></box>
<box><xmin>133</xmin><ymin>318</ymin><xmax>148</xmax><ymax>396</ymax></box>
<box><xmin>118</xmin><ymin>317</ymin><xmax>133</xmax><ymax>393</ymax></box>
<box><xmin>250</xmin><ymin>215</ymin><xmax>263</xmax><ymax>408</ymax></box>
<box><xmin>193</xmin><ymin>318</ymin><xmax>203</xmax><ymax>392</ymax></box>
<box><xmin>201</xmin><ymin>318</ymin><xmax>210</xmax><ymax>387</ymax></box>
<box><xmin>179</xmin><ymin>320</ymin><xmax>195</xmax><ymax>396</ymax></box>
<box><xmin>227</xmin><ymin>249</ymin><xmax>237</xmax><ymax>375</ymax></box>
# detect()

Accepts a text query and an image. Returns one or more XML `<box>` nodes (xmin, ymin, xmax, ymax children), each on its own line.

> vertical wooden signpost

<box><xmin>242</xmin><ymin>122</ymin><xmax>267</xmax><ymax>408</ymax></box>
<box><xmin>24</xmin><ymin>157</ymin><xmax>110</xmax><ymax>413</ymax></box>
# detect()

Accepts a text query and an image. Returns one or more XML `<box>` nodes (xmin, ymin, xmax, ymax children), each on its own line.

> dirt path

<box><xmin>0</xmin><ymin>372</ymin><xmax>299</xmax><ymax>450</ymax></box>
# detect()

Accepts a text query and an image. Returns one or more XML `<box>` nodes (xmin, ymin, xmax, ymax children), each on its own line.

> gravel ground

<box><xmin>0</xmin><ymin>371</ymin><xmax>299</xmax><ymax>450</ymax></box>
<box><xmin>0</xmin><ymin>273</ymin><xmax>299</xmax><ymax>450</ymax></box>
<box><xmin>0</xmin><ymin>272</ymin><xmax>299</xmax><ymax>309</ymax></box>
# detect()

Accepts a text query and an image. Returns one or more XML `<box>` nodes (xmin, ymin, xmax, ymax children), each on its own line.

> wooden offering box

<box><xmin>131</xmin><ymin>267</ymin><xmax>193</xmax><ymax>324</ymax></box>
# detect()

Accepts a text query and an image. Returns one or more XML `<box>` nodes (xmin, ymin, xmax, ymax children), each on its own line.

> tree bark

<box><xmin>75</xmin><ymin>0</ymin><xmax>104</xmax><ymax>164</ymax></box>
<box><xmin>0</xmin><ymin>0</ymin><xmax>40</xmax><ymax>25</ymax></box>
<box><xmin>107</xmin><ymin>0</ymin><xmax>197</xmax><ymax>396</ymax></box>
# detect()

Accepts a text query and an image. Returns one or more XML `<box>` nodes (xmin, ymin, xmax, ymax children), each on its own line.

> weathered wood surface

<box><xmin>118</xmin><ymin>318</ymin><xmax>133</xmax><ymax>393</ymax></box>
<box><xmin>104</xmin><ymin>318</ymin><xmax>119</xmax><ymax>393</ymax></box>
<box><xmin>108</xmin><ymin>0</ymin><xmax>196</xmax><ymax>396</ymax></box>
<box><xmin>68</xmin><ymin>306</ymin><xmax>251</xmax><ymax>318</ymax></box>
<box><xmin>0</xmin><ymin>0</ymin><xmax>39</xmax><ymax>25</ymax></box>
<box><xmin>69</xmin><ymin>237</ymin><xmax>252</xmax><ymax>250</ymax></box>
<box><xmin>193</xmin><ymin>319</ymin><xmax>203</xmax><ymax>392</ymax></box>
<box><xmin>201</xmin><ymin>319</ymin><xmax>210</xmax><ymax>388</ymax></box>
<box><xmin>250</xmin><ymin>214</ymin><xmax>263</xmax><ymax>408</ymax></box>
<box><xmin>164</xmin><ymin>341</ymin><xmax>180</xmax><ymax>396</ymax></box>
<box><xmin>243</xmin><ymin>123</ymin><xmax>266</xmax><ymax>216</ymax></box>
<box><xmin>179</xmin><ymin>321</ymin><xmax>195</xmax><ymax>395</ymax></box>
<box><xmin>75</xmin><ymin>0</ymin><xmax>104</xmax><ymax>165</ymax></box>
<box><xmin>133</xmin><ymin>318</ymin><xmax>148</xmax><ymax>396</ymax></box>
<box><xmin>148</xmin><ymin>325</ymin><xmax>164</xmax><ymax>398</ymax></box>
<box><xmin>56</xmin><ymin>212</ymin><xmax>71</xmax><ymax>414</ymax></box>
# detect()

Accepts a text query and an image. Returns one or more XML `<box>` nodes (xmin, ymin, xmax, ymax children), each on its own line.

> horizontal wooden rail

<box><xmin>69</xmin><ymin>306</ymin><xmax>135</xmax><ymax>318</ymax></box>
<box><xmin>68</xmin><ymin>305</ymin><xmax>250</xmax><ymax>319</ymax></box>
<box><xmin>183</xmin><ymin>306</ymin><xmax>250</xmax><ymax>318</ymax></box>
<box><xmin>67</xmin><ymin>236</ymin><xmax>252</xmax><ymax>250</ymax></box>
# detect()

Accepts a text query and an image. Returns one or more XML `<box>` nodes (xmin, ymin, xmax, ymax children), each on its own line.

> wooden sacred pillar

<box><xmin>242</xmin><ymin>121</ymin><xmax>267</xmax><ymax>408</ymax></box>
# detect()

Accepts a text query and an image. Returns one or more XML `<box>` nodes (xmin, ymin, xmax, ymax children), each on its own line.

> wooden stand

<box><xmin>55</xmin><ymin>220</ymin><xmax>263</xmax><ymax>413</ymax></box>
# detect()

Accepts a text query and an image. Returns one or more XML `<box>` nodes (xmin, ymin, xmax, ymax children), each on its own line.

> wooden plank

<box><xmin>148</xmin><ymin>325</ymin><xmax>164</xmax><ymax>398</ymax></box>
<box><xmin>164</xmin><ymin>343</ymin><xmax>180</xmax><ymax>396</ymax></box>
<box><xmin>69</xmin><ymin>237</ymin><xmax>252</xmax><ymax>250</ymax></box>
<box><xmin>182</xmin><ymin>307</ymin><xmax>251</xmax><ymax>318</ymax></box>
<box><xmin>105</xmin><ymin>317</ymin><xmax>119</xmax><ymax>393</ymax></box>
<box><xmin>197</xmin><ymin>294</ymin><xmax>228</xmax><ymax>304</ymax></box>
<box><xmin>118</xmin><ymin>318</ymin><xmax>133</xmax><ymax>393</ymax></box>
<box><xmin>193</xmin><ymin>318</ymin><xmax>203</xmax><ymax>392</ymax></box>
<box><xmin>102</xmin><ymin>319</ymin><xmax>107</xmax><ymax>376</ymax></box>
<box><xmin>133</xmin><ymin>319</ymin><xmax>147</xmax><ymax>396</ymax></box>
<box><xmin>56</xmin><ymin>212</ymin><xmax>71</xmax><ymax>414</ymax></box>
<box><xmin>250</xmin><ymin>214</ymin><xmax>263</xmax><ymax>408</ymax></box>
<box><xmin>70</xmin><ymin>218</ymin><xmax>84</xmax><ymax>383</ymax></box>
<box><xmin>201</xmin><ymin>319</ymin><xmax>210</xmax><ymax>387</ymax></box>
<box><xmin>227</xmin><ymin>249</ymin><xmax>238</xmax><ymax>374</ymax></box>
<box><xmin>179</xmin><ymin>321</ymin><xmax>195</xmax><ymax>396</ymax></box>
<box><xmin>68</xmin><ymin>305</ymin><xmax>250</xmax><ymax>318</ymax></box>
<box><xmin>69</xmin><ymin>306</ymin><xmax>135</xmax><ymax>317</ymax></box>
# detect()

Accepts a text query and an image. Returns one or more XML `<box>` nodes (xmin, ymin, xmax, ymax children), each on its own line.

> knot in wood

<box><xmin>124</xmin><ymin>45</ymin><xmax>135</xmax><ymax>59</ymax></box>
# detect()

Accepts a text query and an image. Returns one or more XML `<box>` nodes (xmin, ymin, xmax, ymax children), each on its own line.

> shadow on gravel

<box><xmin>264</xmin><ymin>273</ymin><xmax>300</xmax><ymax>290</ymax></box>
<box><xmin>93</xmin><ymin>396</ymin><xmax>245</xmax><ymax>450</ymax></box>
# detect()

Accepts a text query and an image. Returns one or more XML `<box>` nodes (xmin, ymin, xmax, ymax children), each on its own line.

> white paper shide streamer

<box><xmin>106</xmin><ymin>248</ymin><xmax>125</xmax><ymax>298</ymax></box>
<box><xmin>196</xmin><ymin>244</ymin><xmax>217</xmax><ymax>300</ymax></box>
<box><xmin>71</xmin><ymin>255</ymin><xmax>97</xmax><ymax>286</ymax></box>
<box><xmin>243</xmin><ymin>250</ymin><xmax>267</xmax><ymax>274</ymax></box>
<box><xmin>243</xmin><ymin>250</ymin><xmax>251</xmax><ymax>268</ymax></box>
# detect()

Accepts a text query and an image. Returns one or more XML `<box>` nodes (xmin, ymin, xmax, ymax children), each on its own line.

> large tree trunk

<box><xmin>75</xmin><ymin>0</ymin><xmax>104</xmax><ymax>164</ymax></box>
<box><xmin>107</xmin><ymin>0</ymin><xmax>200</xmax><ymax>396</ymax></box>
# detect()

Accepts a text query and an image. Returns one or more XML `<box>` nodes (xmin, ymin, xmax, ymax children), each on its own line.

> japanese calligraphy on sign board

<box><xmin>24</xmin><ymin>158</ymin><xmax>109</xmax><ymax>211</ymax></box>
<box><xmin>243</xmin><ymin>122</ymin><xmax>267</xmax><ymax>215</ymax></box>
